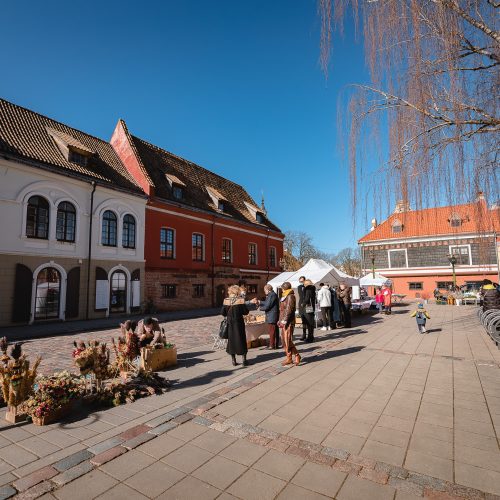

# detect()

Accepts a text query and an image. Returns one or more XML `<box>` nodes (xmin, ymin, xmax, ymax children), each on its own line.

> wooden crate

<box><xmin>140</xmin><ymin>346</ymin><xmax>177</xmax><ymax>371</ymax></box>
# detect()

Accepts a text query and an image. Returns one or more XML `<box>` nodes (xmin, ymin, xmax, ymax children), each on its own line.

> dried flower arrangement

<box><xmin>111</xmin><ymin>332</ymin><xmax>140</xmax><ymax>376</ymax></box>
<box><xmin>72</xmin><ymin>341</ymin><xmax>110</xmax><ymax>390</ymax></box>
<box><xmin>22</xmin><ymin>371</ymin><xmax>83</xmax><ymax>424</ymax></box>
<box><xmin>0</xmin><ymin>342</ymin><xmax>41</xmax><ymax>422</ymax></box>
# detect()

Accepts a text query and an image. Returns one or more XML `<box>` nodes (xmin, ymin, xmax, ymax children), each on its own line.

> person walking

<box><xmin>221</xmin><ymin>285</ymin><xmax>250</xmax><ymax>366</ymax></box>
<box><xmin>297</xmin><ymin>276</ymin><xmax>307</xmax><ymax>341</ymax></box>
<box><xmin>410</xmin><ymin>303</ymin><xmax>431</xmax><ymax>333</ymax></box>
<box><xmin>329</xmin><ymin>285</ymin><xmax>341</xmax><ymax>329</ymax></box>
<box><xmin>375</xmin><ymin>287</ymin><xmax>384</xmax><ymax>313</ymax></box>
<box><xmin>482</xmin><ymin>279</ymin><xmax>500</xmax><ymax>311</ymax></box>
<box><xmin>383</xmin><ymin>286</ymin><xmax>392</xmax><ymax>315</ymax></box>
<box><xmin>302</xmin><ymin>279</ymin><xmax>317</xmax><ymax>342</ymax></box>
<box><xmin>259</xmin><ymin>284</ymin><xmax>280</xmax><ymax>349</ymax></box>
<box><xmin>337</xmin><ymin>283</ymin><xmax>352</xmax><ymax>328</ymax></box>
<box><xmin>278</xmin><ymin>282</ymin><xmax>300</xmax><ymax>366</ymax></box>
<box><xmin>317</xmin><ymin>283</ymin><xmax>332</xmax><ymax>330</ymax></box>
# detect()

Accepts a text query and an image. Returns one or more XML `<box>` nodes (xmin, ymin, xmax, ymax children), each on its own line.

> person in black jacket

<box><xmin>329</xmin><ymin>285</ymin><xmax>341</xmax><ymax>329</ymax></box>
<box><xmin>258</xmin><ymin>285</ymin><xmax>280</xmax><ymax>349</ymax></box>
<box><xmin>302</xmin><ymin>279</ymin><xmax>316</xmax><ymax>342</ymax></box>
<box><xmin>297</xmin><ymin>276</ymin><xmax>307</xmax><ymax>341</ymax></box>
<box><xmin>222</xmin><ymin>285</ymin><xmax>250</xmax><ymax>366</ymax></box>
<box><xmin>482</xmin><ymin>280</ymin><xmax>500</xmax><ymax>311</ymax></box>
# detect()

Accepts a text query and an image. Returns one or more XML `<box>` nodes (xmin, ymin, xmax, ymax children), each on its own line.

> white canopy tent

<box><xmin>359</xmin><ymin>272</ymin><xmax>389</xmax><ymax>287</ymax></box>
<box><xmin>267</xmin><ymin>259</ymin><xmax>359</xmax><ymax>292</ymax></box>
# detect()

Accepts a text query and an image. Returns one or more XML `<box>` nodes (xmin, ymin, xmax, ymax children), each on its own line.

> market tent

<box><xmin>268</xmin><ymin>259</ymin><xmax>359</xmax><ymax>291</ymax></box>
<box><xmin>359</xmin><ymin>272</ymin><xmax>388</xmax><ymax>287</ymax></box>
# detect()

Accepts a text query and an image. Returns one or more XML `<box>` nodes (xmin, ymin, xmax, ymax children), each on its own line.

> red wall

<box><xmin>145</xmin><ymin>201</ymin><xmax>283</xmax><ymax>272</ymax></box>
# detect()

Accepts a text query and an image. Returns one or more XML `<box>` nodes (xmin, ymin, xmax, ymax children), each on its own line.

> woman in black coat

<box><xmin>222</xmin><ymin>285</ymin><xmax>249</xmax><ymax>366</ymax></box>
<box><xmin>302</xmin><ymin>280</ymin><xmax>316</xmax><ymax>342</ymax></box>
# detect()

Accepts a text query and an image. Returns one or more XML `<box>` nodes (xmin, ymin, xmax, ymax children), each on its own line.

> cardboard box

<box><xmin>140</xmin><ymin>346</ymin><xmax>177</xmax><ymax>371</ymax></box>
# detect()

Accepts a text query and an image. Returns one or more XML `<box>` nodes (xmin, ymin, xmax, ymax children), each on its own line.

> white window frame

<box><xmin>449</xmin><ymin>244</ymin><xmax>472</xmax><ymax>266</ymax></box>
<box><xmin>192</xmin><ymin>232</ymin><xmax>205</xmax><ymax>262</ymax></box>
<box><xmin>222</xmin><ymin>237</ymin><xmax>232</xmax><ymax>263</ymax></box>
<box><xmin>100</xmin><ymin>209</ymin><xmax>119</xmax><ymax>247</ymax></box>
<box><xmin>160</xmin><ymin>227</ymin><xmax>176</xmax><ymax>259</ymax></box>
<box><xmin>248</xmin><ymin>242</ymin><xmax>258</xmax><ymax>265</ymax></box>
<box><xmin>388</xmin><ymin>248</ymin><xmax>408</xmax><ymax>269</ymax></box>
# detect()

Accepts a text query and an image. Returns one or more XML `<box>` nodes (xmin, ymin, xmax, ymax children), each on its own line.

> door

<box><xmin>34</xmin><ymin>267</ymin><xmax>61</xmax><ymax>320</ymax></box>
<box><xmin>110</xmin><ymin>270</ymin><xmax>127</xmax><ymax>313</ymax></box>
<box><xmin>216</xmin><ymin>284</ymin><xmax>226</xmax><ymax>307</ymax></box>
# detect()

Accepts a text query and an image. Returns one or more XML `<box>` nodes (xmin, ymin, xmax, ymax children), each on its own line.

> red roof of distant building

<box><xmin>359</xmin><ymin>201</ymin><xmax>500</xmax><ymax>243</ymax></box>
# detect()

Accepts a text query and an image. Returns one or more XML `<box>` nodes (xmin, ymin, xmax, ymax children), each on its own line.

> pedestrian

<box><xmin>410</xmin><ymin>303</ymin><xmax>430</xmax><ymax>334</ymax></box>
<box><xmin>329</xmin><ymin>285</ymin><xmax>341</xmax><ymax>328</ymax></box>
<box><xmin>383</xmin><ymin>286</ymin><xmax>392</xmax><ymax>315</ymax></box>
<box><xmin>337</xmin><ymin>283</ymin><xmax>352</xmax><ymax>328</ymax></box>
<box><xmin>222</xmin><ymin>284</ymin><xmax>249</xmax><ymax>366</ymax></box>
<box><xmin>297</xmin><ymin>276</ymin><xmax>307</xmax><ymax>340</ymax></box>
<box><xmin>302</xmin><ymin>279</ymin><xmax>316</xmax><ymax>342</ymax></box>
<box><xmin>317</xmin><ymin>283</ymin><xmax>332</xmax><ymax>331</ymax></box>
<box><xmin>120</xmin><ymin>320</ymin><xmax>137</xmax><ymax>336</ymax></box>
<box><xmin>375</xmin><ymin>287</ymin><xmax>384</xmax><ymax>313</ymax></box>
<box><xmin>259</xmin><ymin>284</ymin><xmax>280</xmax><ymax>349</ymax></box>
<box><xmin>482</xmin><ymin>279</ymin><xmax>500</xmax><ymax>311</ymax></box>
<box><xmin>136</xmin><ymin>317</ymin><xmax>163</xmax><ymax>347</ymax></box>
<box><xmin>278</xmin><ymin>282</ymin><xmax>300</xmax><ymax>366</ymax></box>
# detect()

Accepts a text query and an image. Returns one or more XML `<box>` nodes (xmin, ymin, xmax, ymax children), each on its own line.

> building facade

<box><xmin>0</xmin><ymin>99</ymin><xmax>146</xmax><ymax>326</ymax></box>
<box><xmin>358</xmin><ymin>198</ymin><xmax>500</xmax><ymax>297</ymax></box>
<box><xmin>111</xmin><ymin>119</ymin><xmax>284</xmax><ymax>311</ymax></box>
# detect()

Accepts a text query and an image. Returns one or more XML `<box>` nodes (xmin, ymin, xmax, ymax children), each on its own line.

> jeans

<box><xmin>303</xmin><ymin>312</ymin><xmax>315</xmax><ymax>340</ymax></box>
<box><xmin>320</xmin><ymin>307</ymin><xmax>331</xmax><ymax>328</ymax></box>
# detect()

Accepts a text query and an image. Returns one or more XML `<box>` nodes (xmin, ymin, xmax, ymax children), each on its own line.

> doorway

<box><xmin>216</xmin><ymin>284</ymin><xmax>226</xmax><ymax>307</ymax></box>
<box><xmin>110</xmin><ymin>270</ymin><xmax>127</xmax><ymax>313</ymax></box>
<box><xmin>34</xmin><ymin>267</ymin><xmax>61</xmax><ymax>321</ymax></box>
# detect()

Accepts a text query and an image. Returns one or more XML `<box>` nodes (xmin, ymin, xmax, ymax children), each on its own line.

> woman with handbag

<box><xmin>279</xmin><ymin>282</ymin><xmax>301</xmax><ymax>366</ymax></box>
<box><xmin>302</xmin><ymin>279</ymin><xmax>316</xmax><ymax>342</ymax></box>
<box><xmin>221</xmin><ymin>285</ymin><xmax>250</xmax><ymax>366</ymax></box>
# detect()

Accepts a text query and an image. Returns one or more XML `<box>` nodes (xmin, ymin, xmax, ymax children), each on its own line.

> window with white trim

<box><xmin>56</xmin><ymin>201</ymin><xmax>76</xmax><ymax>242</ymax></box>
<box><xmin>26</xmin><ymin>195</ymin><xmax>50</xmax><ymax>239</ymax></box>
<box><xmin>122</xmin><ymin>214</ymin><xmax>136</xmax><ymax>249</ymax></box>
<box><xmin>388</xmin><ymin>249</ymin><xmax>407</xmax><ymax>268</ymax></box>
<box><xmin>450</xmin><ymin>245</ymin><xmax>471</xmax><ymax>265</ymax></box>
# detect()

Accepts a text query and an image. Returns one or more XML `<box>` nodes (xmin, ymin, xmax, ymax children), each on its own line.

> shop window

<box><xmin>110</xmin><ymin>270</ymin><xmax>127</xmax><ymax>312</ymax></box>
<box><xmin>409</xmin><ymin>282</ymin><xmax>423</xmax><ymax>290</ymax></box>
<box><xmin>26</xmin><ymin>195</ymin><xmax>49</xmax><ymax>239</ymax></box>
<box><xmin>34</xmin><ymin>267</ymin><xmax>61</xmax><ymax>320</ymax></box>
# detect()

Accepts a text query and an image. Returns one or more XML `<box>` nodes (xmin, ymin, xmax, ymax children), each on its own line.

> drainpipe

<box><xmin>85</xmin><ymin>181</ymin><xmax>96</xmax><ymax>319</ymax></box>
<box><xmin>266</xmin><ymin>229</ymin><xmax>270</xmax><ymax>283</ymax></box>
<box><xmin>211</xmin><ymin>216</ymin><xmax>215</xmax><ymax>307</ymax></box>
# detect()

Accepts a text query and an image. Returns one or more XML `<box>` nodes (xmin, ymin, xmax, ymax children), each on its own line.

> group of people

<box><xmin>375</xmin><ymin>286</ymin><xmax>393</xmax><ymax>314</ymax></box>
<box><xmin>221</xmin><ymin>279</ymin><xmax>354</xmax><ymax>368</ymax></box>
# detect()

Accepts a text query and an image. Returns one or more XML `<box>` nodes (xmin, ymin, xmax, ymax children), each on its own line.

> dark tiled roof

<box><xmin>131</xmin><ymin>135</ymin><xmax>282</xmax><ymax>232</ymax></box>
<box><xmin>0</xmin><ymin>98</ymin><xmax>142</xmax><ymax>193</ymax></box>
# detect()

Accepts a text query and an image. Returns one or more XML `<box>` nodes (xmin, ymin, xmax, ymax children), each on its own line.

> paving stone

<box><xmin>13</xmin><ymin>466</ymin><xmax>58</xmax><ymax>492</ymax></box>
<box><xmin>121</xmin><ymin>432</ymin><xmax>155</xmax><ymax>450</ymax></box>
<box><xmin>52</xmin><ymin>450</ymin><xmax>93</xmax><ymax>472</ymax></box>
<box><xmin>190</xmin><ymin>429</ymin><xmax>236</xmax><ymax>454</ymax></box>
<box><xmin>0</xmin><ymin>473</ymin><xmax>16</xmax><ymax>488</ymax></box>
<box><xmin>337</xmin><ymin>474</ymin><xmax>396</xmax><ymax>500</ymax></box>
<box><xmin>359</xmin><ymin>466</ymin><xmax>389</xmax><ymax>485</ymax></box>
<box><xmin>332</xmin><ymin>460</ymin><xmax>362</xmax><ymax>475</ymax></box>
<box><xmin>118</xmin><ymin>425</ymin><xmax>149</xmax><ymax>441</ymax></box>
<box><xmin>192</xmin><ymin>416</ymin><xmax>213</xmax><ymax>427</ymax></box>
<box><xmin>86</xmin><ymin>437</ymin><xmax>124</xmax><ymax>456</ymax></box>
<box><xmin>147</xmin><ymin>421</ymin><xmax>177</xmax><ymax>436</ymax></box>
<box><xmin>388</xmin><ymin>476</ymin><xmax>424</xmax><ymax>496</ymax></box>
<box><xmin>276</xmin><ymin>483</ymin><xmax>330</xmax><ymax>499</ymax></box>
<box><xmin>375</xmin><ymin>462</ymin><xmax>409</xmax><ymax>479</ymax></box>
<box><xmin>407</xmin><ymin>472</ymin><xmax>448</xmax><ymax>491</ymax></box>
<box><xmin>15</xmin><ymin>480</ymin><xmax>53</xmax><ymax>500</ymax></box>
<box><xmin>167</xmin><ymin>406</ymin><xmax>191</xmax><ymax>418</ymax></box>
<box><xmin>100</xmin><ymin>449</ymin><xmax>156</xmax><ymax>481</ymax></box>
<box><xmin>0</xmin><ymin>485</ymin><xmax>16</xmax><ymax>500</ymax></box>
<box><xmin>455</xmin><ymin>462</ymin><xmax>500</xmax><ymax>497</ymax></box>
<box><xmin>157</xmin><ymin>475</ymin><xmax>221</xmax><ymax>500</ymax></box>
<box><xmin>145</xmin><ymin>413</ymin><xmax>175</xmax><ymax>428</ymax></box>
<box><xmin>405</xmin><ymin>451</ymin><xmax>453</xmax><ymax>482</ymax></box>
<box><xmin>361</xmin><ymin>439</ymin><xmax>406</xmax><ymax>466</ymax></box>
<box><xmin>192</xmin><ymin>455</ymin><xmax>247</xmax><ymax>490</ymax></box>
<box><xmin>0</xmin><ymin>445</ymin><xmax>38</xmax><ymax>468</ymax></box>
<box><xmin>227</xmin><ymin>468</ymin><xmax>286</xmax><ymax>500</ymax></box>
<box><xmin>161</xmin><ymin>443</ymin><xmax>214</xmax><ymax>473</ymax></box>
<box><xmin>52</xmin><ymin>469</ymin><xmax>117</xmax><ymax>500</ymax></box>
<box><xmin>51</xmin><ymin>461</ymin><xmax>94</xmax><ymax>486</ymax></box>
<box><xmin>172</xmin><ymin>413</ymin><xmax>195</xmax><ymax>424</ymax></box>
<box><xmin>90</xmin><ymin>446</ymin><xmax>126</xmax><ymax>466</ymax></box>
<box><xmin>253</xmin><ymin>449</ymin><xmax>305</xmax><ymax>481</ymax></box>
<box><xmin>94</xmin><ymin>483</ymin><xmax>148</xmax><ymax>500</ymax></box>
<box><xmin>308</xmin><ymin>452</ymin><xmax>336</xmax><ymax>467</ymax></box>
<box><xmin>136</xmin><ymin>434</ymin><xmax>184</xmax><ymax>459</ymax></box>
<box><xmin>220</xmin><ymin>439</ymin><xmax>268</xmax><ymax>466</ymax></box>
<box><xmin>292</xmin><ymin>461</ymin><xmax>346</xmax><ymax>497</ymax></box>
<box><xmin>124</xmin><ymin>462</ymin><xmax>185</xmax><ymax>498</ymax></box>
<box><xmin>322</xmin><ymin>446</ymin><xmax>350</xmax><ymax>461</ymax></box>
<box><xmin>267</xmin><ymin>439</ymin><xmax>289</xmax><ymax>452</ymax></box>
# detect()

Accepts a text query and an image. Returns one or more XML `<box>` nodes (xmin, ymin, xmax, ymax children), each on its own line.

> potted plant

<box><xmin>0</xmin><ymin>342</ymin><xmax>41</xmax><ymax>423</ymax></box>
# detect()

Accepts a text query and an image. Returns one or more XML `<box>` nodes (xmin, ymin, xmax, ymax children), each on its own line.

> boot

<box><xmin>282</xmin><ymin>355</ymin><xmax>293</xmax><ymax>366</ymax></box>
<box><xmin>301</xmin><ymin>330</ymin><xmax>307</xmax><ymax>341</ymax></box>
<box><xmin>242</xmin><ymin>355</ymin><xmax>249</xmax><ymax>366</ymax></box>
<box><xmin>231</xmin><ymin>355</ymin><xmax>238</xmax><ymax>366</ymax></box>
<box><xmin>294</xmin><ymin>354</ymin><xmax>301</xmax><ymax>366</ymax></box>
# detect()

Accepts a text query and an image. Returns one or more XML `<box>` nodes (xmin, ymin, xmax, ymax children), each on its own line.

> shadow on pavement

<box><xmin>301</xmin><ymin>346</ymin><xmax>365</xmax><ymax>364</ymax></box>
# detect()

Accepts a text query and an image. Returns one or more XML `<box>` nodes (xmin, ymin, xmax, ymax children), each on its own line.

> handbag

<box><xmin>219</xmin><ymin>318</ymin><xmax>229</xmax><ymax>339</ymax></box>
<box><xmin>305</xmin><ymin>304</ymin><xmax>314</xmax><ymax>314</ymax></box>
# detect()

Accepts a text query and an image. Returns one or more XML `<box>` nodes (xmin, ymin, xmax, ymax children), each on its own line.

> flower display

<box><xmin>111</xmin><ymin>333</ymin><xmax>140</xmax><ymax>373</ymax></box>
<box><xmin>72</xmin><ymin>341</ymin><xmax>110</xmax><ymax>382</ymax></box>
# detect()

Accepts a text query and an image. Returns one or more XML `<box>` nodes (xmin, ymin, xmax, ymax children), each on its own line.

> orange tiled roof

<box><xmin>359</xmin><ymin>202</ymin><xmax>500</xmax><ymax>243</ymax></box>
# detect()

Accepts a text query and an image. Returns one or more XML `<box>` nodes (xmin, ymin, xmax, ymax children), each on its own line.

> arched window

<box><xmin>102</xmin><ymin>210</ymin><xmax>117</xmax><ymax>246</ymax></box>
<box><xmin>56</xmin><ymin>201</ymin><xmax>76</xmax><ymax>242</ymax></box>
<box><xmin>34</xmin><ymin>267</ymin><xmax>61</xmax><ymax>320</ymax></box>
<box><xmin>26</xmin><ymin>196</ymin><xmax>49</xmax><ymax>239</ymax></box>
<box><xmin>122</xmin><ymin>214</ymin><xmax>136</xmax><ymax>249</ymax></box>
<box><xmin>110</xmin><ymin>270</ymin><xmax>127</xmax><ymax>312</ymax></box>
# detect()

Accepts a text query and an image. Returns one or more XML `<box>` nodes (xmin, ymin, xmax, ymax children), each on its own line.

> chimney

<box><xmin>394</xmin><ymin>200</ymin><xmax>411</xmax><ymax>213</ymax></box>
<box><xmin>370</xmin><ymin>218</ymin><xmax>377</xmax><ymax>231</ymax></box>
<box><xmin>476</xmin><ymin>191</ymin><xmax>485</xmax><ymax>202</ymax></box>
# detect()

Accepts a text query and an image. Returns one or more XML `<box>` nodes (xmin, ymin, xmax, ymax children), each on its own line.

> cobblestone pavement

<box><xmin>0</xmin><ymin>304</ymin><xmax>499</xmax><ymax>499</ymax></box>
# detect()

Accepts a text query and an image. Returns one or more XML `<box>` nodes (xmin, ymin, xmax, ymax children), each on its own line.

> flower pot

<box><xmin>32</xmin><ymin>401</ymin><xmax>74</xmax><ymax>426</ymax></box>
<box><xmin>5</xmin><ymin>405</ymin><xmax>27</xmax><ymax>423</ymax></box>
<box><xmin>140</xmin><ymin>346</ymin><xmax>177</xmax><ymax>371</ymax></box>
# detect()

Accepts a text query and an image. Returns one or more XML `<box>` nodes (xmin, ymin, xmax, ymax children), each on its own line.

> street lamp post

<box><xmin>369</xmin><ymin>248</ymin><xmax>376</xmax><ymax>279</ymax></box>
<box><xmin>448</xmin><ymin>254</ymin><xmax>457</xmax><ymax>289</ymax></box>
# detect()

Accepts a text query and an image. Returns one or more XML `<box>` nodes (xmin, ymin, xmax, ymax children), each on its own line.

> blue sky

<box><xmin>0</xmin><ymin>0</ymin><xmax>373</xmax><ymax>254</ymax></box>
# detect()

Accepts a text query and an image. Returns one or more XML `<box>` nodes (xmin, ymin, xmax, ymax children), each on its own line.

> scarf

<box><xmin>281</xmin><ymin>288</ymin><xmax>293</xmax><ymax>299</ymax></box>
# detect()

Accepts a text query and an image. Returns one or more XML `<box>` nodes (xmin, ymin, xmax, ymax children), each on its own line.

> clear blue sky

<box><xmin>0</xmin><ymin>0</ymin><xmax>372</xmax><ymax>254</ymax></box>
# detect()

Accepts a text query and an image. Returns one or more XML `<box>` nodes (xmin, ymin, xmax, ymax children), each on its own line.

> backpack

<box><xmin>416</xmin><ymin>311</ymin><xmax>426</xmax><ymax>324</ymax></box>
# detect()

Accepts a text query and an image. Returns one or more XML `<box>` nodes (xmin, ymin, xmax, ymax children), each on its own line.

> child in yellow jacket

<box><xmin>411</xmin><ymin>303</ymin><xmax>431</xmax><ymax>333</ymax></box>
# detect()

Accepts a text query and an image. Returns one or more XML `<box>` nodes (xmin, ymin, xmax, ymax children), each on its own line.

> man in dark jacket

<box><xmin>302</xmin><ymin>279</ymin><xmax>317</xmax><ymax>342</ymax></box>
<box><xmin>297</xmin><ymin>276</ymin><xmax>307</xmax><ymax>341</ymax></box>
<box><xmin>482</xmin><ymin>280</ymin><xmax>500</xmax><ymax>311</ymax></box>
<box><xmin>337</xmin><ymin>284</ymin><xmax>352</xmax><ymax>328</ymax></box>
<box><xmin>329</xmin><ymin>285</ymin><xmax>341</xmax><ymax>329</ymax></box>
<box><xmin>259</xmin><ymin>285</ymin><xmax>280</xmax><ymax>348</ymax></box>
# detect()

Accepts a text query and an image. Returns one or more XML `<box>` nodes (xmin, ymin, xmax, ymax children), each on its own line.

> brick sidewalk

<box><xmin>0</xmin><ymin>304</ymin><xmax>499</xmax><ymax>499</ymax></box>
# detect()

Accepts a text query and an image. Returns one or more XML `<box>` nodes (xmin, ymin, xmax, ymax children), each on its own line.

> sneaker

<box><xmin>327</xmin><ymin>326</ymin><xmax>331</xmax><ymax>330</ymax></box>
<box><xmin>321</xmin><ymin>327</ymin><xmax>327</xmax><ymax>331</ymax></box>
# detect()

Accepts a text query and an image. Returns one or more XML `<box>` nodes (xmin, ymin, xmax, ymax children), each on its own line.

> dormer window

<box><xmin>392</xmin><ymin>219</ymin><xmax>402</xmax><ymax>233</ymax></box>
<box><xmin>165</xmin><ymin>173</ymin><xmax>186</xmax><ymax>201</ymax></box>
<box><xmin>206</xmin><ymin>186</ymin><xmax>227</xmax><ymax>213</ymax></box>
<box><xmin>256</xmin><ymin>212</ymin><xmax>264</xmax><ymax>223</ymax></box>
<box><xmin>69</xmin><ymin>150</ymin><xmax>88</xmax><ymax>167</ymax></box>
<box><xmin>173</xmin><ymin>186</ymin><xmax>183</xmax><ymax>200</ymax></box>
<box><xmin>449</xmin><ymin>214</ymin><xmax>462</xmax><ymax>227</ymax></box>
<box><xmin>218</xmin><ymin>200</ymin><xmax>225</xmax><ymax>212</ymax></box>
<box><xmin>46</xmin><ymin>127</ymin><xmax>94</xmax><ymax>166</ymax></box>
<box><xmin>244</xmin><ymin>201</ymin><xmax>265</xmax><ymax>224</ymax></box>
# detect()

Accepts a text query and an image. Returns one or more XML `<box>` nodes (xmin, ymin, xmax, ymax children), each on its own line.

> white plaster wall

<box><xmin>0</xmin><ymin>159</ymin><xmax>146</xmax><ymax>262</ymax></box>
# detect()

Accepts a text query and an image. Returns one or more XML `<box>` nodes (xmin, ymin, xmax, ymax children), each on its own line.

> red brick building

<box><xmin>111</xmin><ymin>120</ymin><xmax>284</xmax><ymax>310</ymax></box>
<box><xmin>358</xmin><ymin>197</ymin><xmax>500</xmax><ymax>297</ymax></box>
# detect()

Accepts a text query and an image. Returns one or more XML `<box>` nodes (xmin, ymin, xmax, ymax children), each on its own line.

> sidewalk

<box><xmin>1</xmin><ymin>308</ymin><xmax>219</xmax><ymax>341</ymax></box>
<box><xmin>0</xmin><ymin>304</ymin><xmax>499</xmax><ymax>499</ymax></box>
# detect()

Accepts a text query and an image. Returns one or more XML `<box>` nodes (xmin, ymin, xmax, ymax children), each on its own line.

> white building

<box><xmin>0</xmin><ymin>98</ymin><xmax>146</xmax><ymax>326</ymax></box>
